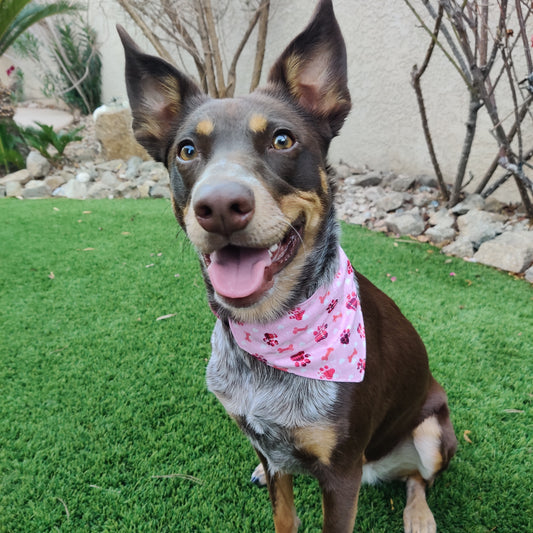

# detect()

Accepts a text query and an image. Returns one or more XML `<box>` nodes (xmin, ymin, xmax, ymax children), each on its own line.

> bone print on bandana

<box><xmin>229</xmin><ymin>247</ymin><xmax>366</xmax><ymax>382</ymax></box>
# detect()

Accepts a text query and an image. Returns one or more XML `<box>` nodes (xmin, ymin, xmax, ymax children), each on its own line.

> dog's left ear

<box><xmin>117</xmin><ymin>25</ymin><xmax>204</xmax><ymax>162</ymax></box>
<box><xmin>268</xmin><ymin>0</ymin><xmax>351</xmax><ymax>138</ymax></box>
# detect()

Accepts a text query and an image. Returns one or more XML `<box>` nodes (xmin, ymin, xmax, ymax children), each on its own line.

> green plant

<box><xmin>47</xmin><ymin>20</ymin><xmax>102</xmax><ymax>114</ymax></box>
<box><xmin>0</xmin><ymin>0</ymin><xmax>79</xmax><ymax>57</ymax></box>
<box><xmin>0</xmin><ymin>120</ymin><xmax>26</xmax><ymax>173</ymax></box>
<box><xmin>13</xmin><ymin>17</ymin><xmax>102</xmax><ymax>115</ymax></box>
<box><xmin>21</xmin><ymin>121</ymin><xmax>83</xmax><ymax>160</ymax></box>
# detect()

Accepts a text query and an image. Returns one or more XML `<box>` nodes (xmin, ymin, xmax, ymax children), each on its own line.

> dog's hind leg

<box><xmin>403</xmin><ymin>473</ymin><xmax>436</xmax><ymax>533</ymax></box>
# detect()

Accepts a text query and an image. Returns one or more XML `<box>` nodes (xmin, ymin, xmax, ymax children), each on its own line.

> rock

<box><xmin>376</xmin><ymin>191</ymin><xmax>404</xmax><ymax>212</ymax></box>
<box><xmin>54</xmin><ymin>179</ymin><xmax>88</xmax><ymax>199</ymax></box>
<box><xmin>26</xmin><ymin>151</ymin><xmax>51</xmax><ymax>178</ymax></box>
<box><xmin>22</xmin><ymin>180</ymin><xmax>51</xmax><ymax>199</ymax></box>
<box><xmin>525</xmin><ymin>265</ymin><xmax>533</xmax><ymax>283</ymax></box>
<box><xmin>148</xmin><ymin>163</ymin><xmax>169</xmax><ymax>184</ymax></box>
<box><xmin>351</xmin><ymin>171</ymin><xmax>382</xmax><ymax>187</ymax></box>
<box><xmin>364</xmin><ymin>186</ymin><xmax>385</xmax><ymax>203</ymax></box>
<box><xmin>0</xmin><ymin>168</ymin><xmax>31</xmax><ymax>186</ymax></box>
<box><xmin>75</xmin><ymin>171</ymin><xmax>92</xmax><ymax>183</ymax></box>
<box><xmin>100</xmin><ymin>171</ymin><xmax>121</xmax><ymax>188</ymax></box>
<box><xmin>429</xmin><ymin>208</ymin><xmax>455</xmax><ymax>228</ymax></box>
<box><xmin>416</xmin><ymin>174</ymin><xmax>439</xmax><ymax>188</ymax></box>
<box><xmin>6</xmin><ymin>181</ymin><xmax>23</xmax><ymax>197</ymax></box>
<box><xmin>125</xmin><ymin>156</ymin><xmax>144</xmax><ymax>180</ymax></box>
<box><xmin>425</xmin><ymin>225</ymin><xmax>456</xmax><ymax>245</ymax></box>
<box><xmin>451</xmin><ymin>194</ymin><xmax>485</xmax><ymax>215</ymax></box>
<box><xmin>456</xmin><ymin>209</ymin><xmax>504</xmax><ymax>248</ymax></box>
<box><xmin>385</xmin><ymin>212</ymin><xmax>425</xmax><ymax>236</ymax></box>
<box><xmin>44</xmin><ymin>173</ymin><xmax>68</xmax><ymax>191</ymax></box>
<box><xmin>149</xmin><ymin>184</ymin><xmax>171</xmax><ymax>199</ymax></box>
<box><xmin>474</xmin><ymin>231</ymin><xmax>533</xmax><ymax>273</ymax></box>
<box><xmin>93</xmin><ymin>103</ymin><xmax>150</xmax><ymax>161</ymax></box>
<box><xmin>0</xmin><ymin>184</ymin><xmax>5</xmax><ymax>197</ymax></box>
<box><xmin>87</xmin><ymin>181</ymin><xmax>112</xmax><ymax>199</ymax></box>
<box><xmin>391</xmin><ymin>174</ymin><xmax>415</xmax><ymax>192</ymax></box>
<box><xmin>442</xmin><ymin>237</ymin><xmax>474</xmax><ymax>258</ymax></box>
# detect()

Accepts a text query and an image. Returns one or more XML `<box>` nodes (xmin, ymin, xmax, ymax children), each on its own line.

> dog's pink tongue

<box><xmin>207</xmin><ymin>246</ymin><xmax>272</xmax><ymax>299</ymax></box>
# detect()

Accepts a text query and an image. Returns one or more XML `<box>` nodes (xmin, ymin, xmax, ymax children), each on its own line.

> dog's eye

<box><xmin>272</xmin><ymin>130</ymin><xmax>295</xmax><ymax>151</ymax></box>
<box><xmin>177</xmin><ymin>141</ymin><xmax>197</xmax><ymax>162</ymax></box>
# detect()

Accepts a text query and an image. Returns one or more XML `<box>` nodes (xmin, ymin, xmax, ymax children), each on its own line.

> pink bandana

<box><xmin>229</xmin><ymin>247</ymin><xmax>366</xmax><ymax>382</ymax></box>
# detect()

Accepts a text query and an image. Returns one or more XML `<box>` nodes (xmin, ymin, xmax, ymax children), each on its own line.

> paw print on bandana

<box><xmin>263</xmin><ymin>333</ymin><xmax>279</xmax><ymax>347</ymax></box>
<box><xmin>290</xmin><ymin>351</ymin><xmax>311</xmax><ymax>367</ymax></box>
<box><xmin>313</xmin><ymin>323</ymin><xmax>328</xmax><ymax>342</ymax></box>
<box><xmin>318</xmin><ymin>365</ymin><xmax>336</xmax><ymax>380</ymax></box>
<box><xmin>340</xmin><ymin>329</ymin><xmax>351</xmax><ymax>345</ymax></box>
<box><xmin>326</xmin><ymin>299</ymin><xmax>338</xmax><ymax>314</ymax></box>
<box><xmin>289</xmin><ymin>307</ymin><xmax>305</xmax><ymax>321</ymax></box>
<box><xmin>347</xmin><ymin>259</ymin><xmax>353</xmax><ymax>275</ymax></box>
<box><xmin>357</xmin><ymin>322</ymin><xmax>365</xmax><ymax>339</ymax></box>
<box><xmin>346</xmin><ymin>292</ymin><xmax>360</xmax><ymax>311</ymax></box>
<box><xmin>357</xmin><ymin>358</ymin><xmax>366</xmax><ymax>373</ymax></box>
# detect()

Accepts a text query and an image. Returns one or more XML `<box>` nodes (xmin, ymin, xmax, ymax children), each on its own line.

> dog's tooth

<box><xmin>269</xmin><ymin>243</ymin><xmax>279</xmax><ymax>254</ymax></box>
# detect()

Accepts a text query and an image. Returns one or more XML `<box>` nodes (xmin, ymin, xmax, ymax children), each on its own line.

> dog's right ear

<box><xmin>117</xmin><ymin>25</ymin><xmax>203</xmax><ymax>162</ymax></box>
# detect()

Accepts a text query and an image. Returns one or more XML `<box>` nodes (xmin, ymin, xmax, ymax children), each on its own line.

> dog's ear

<box><xmin>267</xmin><ymin>0</ymin><xmax>351</xmax><ymax>137</ymax></box>
<box><xmin>117</xmin><ymin>25</ymin><xmax>203</xmax><ymax>162</ymax></box>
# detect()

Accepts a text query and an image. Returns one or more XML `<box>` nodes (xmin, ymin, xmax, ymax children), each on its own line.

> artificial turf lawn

<box><xmin>0</xmin><ymin>197</ymin><xmax>531</xmax><ymax>532</ymax></box>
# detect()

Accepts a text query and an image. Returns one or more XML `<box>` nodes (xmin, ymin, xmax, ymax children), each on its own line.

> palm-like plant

<box><xmin>0</xmin><ymin>0</ymin><xmax>78</xmax><ymax>56</ymax></box>
<box><xmin>0</xmin><ymin>0</ymin><xmax>79</xmax><ymax>118</ymax></box>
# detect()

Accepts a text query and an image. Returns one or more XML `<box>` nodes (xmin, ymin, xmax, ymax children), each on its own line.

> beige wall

<box><xmin>82</xmin><ymin>1</ymin><xmax>533</xmax><ymax>202</ymax></box>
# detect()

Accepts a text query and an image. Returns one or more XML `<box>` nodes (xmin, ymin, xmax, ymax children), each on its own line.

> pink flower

<box><xmin>449</xmin><ymin>272</ymin><xmax>456</xmax><ymax>277</ymax></box>
<box><xmin>6</xmin><ymin>65</ymin><xmax>15</xmax><ymax>76</ymax></box>
<box><xmin>390</xmin><ymin>276</ymin><xmax>397</xmax><ymax>282</ymax></box>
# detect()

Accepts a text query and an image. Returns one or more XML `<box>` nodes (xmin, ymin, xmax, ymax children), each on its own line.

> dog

<box><xmin>118</xmin><ymin>1</ymin><xmax>457</xmax><ymax>530</ymax></box>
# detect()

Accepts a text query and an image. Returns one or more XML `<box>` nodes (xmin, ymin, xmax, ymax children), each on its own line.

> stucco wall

<box><xmin>84</xmin><ymin>2</ymin><xmax>531</xmax><ymax>202</ymax></box>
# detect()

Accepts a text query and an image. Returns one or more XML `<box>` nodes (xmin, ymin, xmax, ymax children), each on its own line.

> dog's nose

<box><xmin>193</xmin><ymin>181</ymin><xmax>255</xmax><ymax>235</ymax></box>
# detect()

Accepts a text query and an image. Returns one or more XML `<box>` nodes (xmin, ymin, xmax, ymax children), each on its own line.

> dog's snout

<box><xmin>193</xmin><ymin>181</ymin><xmax>255</xmax><ymax>235</ymax></box>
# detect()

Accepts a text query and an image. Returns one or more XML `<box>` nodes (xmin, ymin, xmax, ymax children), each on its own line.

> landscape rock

<box><xmin>351</xmin><ymin>171</ymin><xmax>383</xmax><ymax>187</ymax></box>
<box><xmin>55</xmin><ymin>179</ymin><xmax>88</xmax><ymax>199</ymax></box>
<box><xmin>385</xmin><ymin>212</ymin><xmax>425</xmax><ymax>236</ymax></box>
<box><xmin>75</xmin><ymin>171</ymin><xmax>92</xmax><ymax>183</ymax></box>
<box><xmin>26</xmin><ymin>151</ymin><xmax>51</xmax><ymax>179</ymax></box>
<box><xmin>429</xmin><ymin>208</ymin><xmax>455</xmax><ymax>228</ymax></box>
<box><xmin>425</xmin><ymin>225</ymin><xmax>456</xmax><ymax>245</ymax></box>
<box><xmin>125</xmin><ymin>156</ymin><xmax>144</xmax><ymax>180</ymax></box>
<box><xmin>44</xmin><ymin>173</ymin><xmax>68</xmax><ymax>191</ymax></box>
<box><xmin>473</xmin><ymin>231</ymin><xmax>533</xmax><ymax>273</ymax></box>
<box><xmin>93</xmin><ymin>103</ymin><xmax>150</xmax><ymax>161</ymax></box>
<box><xmin>456</xmin><ymin>209</ymin><xmax>504</xmax><ymax>248</ymax></box>
<box><xmin>149</xmin><ymin>184</ymin><xmax>171</xmax><ymax>199</ymax></box>
<box><xmin>0</xmin><ymin>185</ymin><xmax>5</xmax><ymax>197</ymax></box>
<box><xmin>525</xmin><ymin>266</ymin><xmax>533</xmax><ymax>283</ymax></box>
<box><xmin>376</xmin><ymin>191</ymin><xmax>404</xmax><ymax>212</ymax></box>
<box><xmin>22</xmin><ymin>180</ymin><xmax>51</xmax><ymax>199</ymax></box>
<box><xmin>451</xmin><ymin>194</ymin><xmax>485</xmax><ymax>215</ymax></box>
<box><xmin>390</xmin><ymin>174</ymin><xmax>415</xmax><ymax>192</ymax></box>
<box><xmin>442</xmin><ymin>237</ymin><xmax>475</xmax><ymax>258</ymax></box>
<box><xmin>0</xmin><ymin>168</ymin><xmax>31</xmax><ymax>186</ymax></box>
<box><xmin>6</xmin><ymin>181</ymin><xmax>23</xmax><ymax>197</ymax></box>
<box><xmin>416</xmin><ymin>174</ymin><xmax>438</xmax><ymax>188</ymax></box>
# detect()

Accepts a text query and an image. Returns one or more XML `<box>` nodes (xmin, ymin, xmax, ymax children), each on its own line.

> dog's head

<box><xmin>118</xmin><ymin>0</ymin><xmax>351</xmax><ymax>323</ymax></box>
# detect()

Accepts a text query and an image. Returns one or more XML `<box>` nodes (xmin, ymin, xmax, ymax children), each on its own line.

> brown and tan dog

<box><xmin>118</xmin><ymin>1</ymin><xmax>457</xmax><ymax>531</ymax></box>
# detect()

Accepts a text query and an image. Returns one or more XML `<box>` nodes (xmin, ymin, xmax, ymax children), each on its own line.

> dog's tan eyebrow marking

<box><xmin>319</xmin><ymin>168</ymin><xmax>329</xmax><ymax>194</ymax></box>
<box><xmin>249</xmin><ymin>113</ymin><xmax>268</xmax><ymax>133</ymax></box>
<box><xmin>196</xmin><ymin>119</ymin><xmax>214</xmax><ymax>136</ymax></box>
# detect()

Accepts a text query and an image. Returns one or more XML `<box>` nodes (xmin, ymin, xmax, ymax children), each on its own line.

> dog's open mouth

<box><xmin>204</xmin><ymin>223</ymin><xmax>303</xmax><ymax>305</ymax></box>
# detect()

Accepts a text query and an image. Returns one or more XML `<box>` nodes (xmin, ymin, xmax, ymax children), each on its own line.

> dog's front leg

<box><xmin>319</xmin><ymin>462</ymin><xmax>362</xmax><ymax>533</ymax></box>
<box><xmin>256</xmin><ymin>452</ymin><xmax>299</xmax><ymax>533</ymax></box>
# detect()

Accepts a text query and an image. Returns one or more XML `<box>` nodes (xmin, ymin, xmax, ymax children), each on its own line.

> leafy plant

<box><xmin>0</xmin><ymin>120</ymin><xmax>26</xmax><ymax>173</ymax></box>
<box><xmin>12</xmin><ymin>17</ymin><xmax>102</xmax><ymax>115</ymax></box>
<box><xmin>0</xmin><ymin>0</ymin><xmax>79</xmax><ymax>57</ymax></box>
<box><xmin>21</xmin><ymin>121</ymin><xmax>83</xmax><ymax>160</ymax></box>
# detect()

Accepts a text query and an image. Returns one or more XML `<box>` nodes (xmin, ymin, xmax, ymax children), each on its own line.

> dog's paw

<box><xmin>403</xmin><ymin>501</ymin><xmax>436</xmax><ymax>533</ymax></box>
<box><xmin>250</xmin><ymin>463</ymin><xmax>267</xmax><ymax>486</ymax></box>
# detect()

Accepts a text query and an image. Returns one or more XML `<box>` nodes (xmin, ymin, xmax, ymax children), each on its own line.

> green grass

<box><xmin>1</xmin><ymin>198</ymin><xmax>531</xmax><ymax>532</ymax></box>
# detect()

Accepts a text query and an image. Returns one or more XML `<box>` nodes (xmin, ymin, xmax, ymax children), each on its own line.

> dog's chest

<box><xmin>207</xmin><ymin>320</ymin><xmax>340</xmax><ymax>471</ymax></box>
